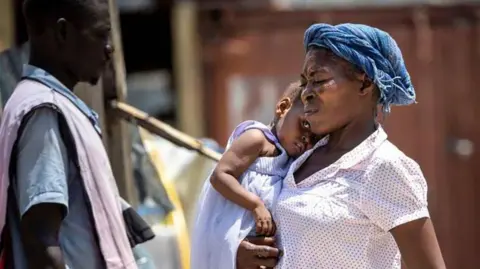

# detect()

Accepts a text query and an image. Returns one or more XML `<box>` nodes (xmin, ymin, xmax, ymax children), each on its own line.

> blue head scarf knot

<box><xmin>303</xmin><ymin>23</ymin><xmax>416</xmax><ymax>113</ymax></box>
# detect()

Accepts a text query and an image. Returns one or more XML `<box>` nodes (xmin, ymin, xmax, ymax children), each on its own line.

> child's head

<box><xmin>272</xmin><ymin>81</ymin><xmax>313</xmax><ymax>158</ymax></box>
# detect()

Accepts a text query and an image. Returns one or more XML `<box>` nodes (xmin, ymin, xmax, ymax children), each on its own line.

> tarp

<box><xmin>138</xmin><ymin>128</ymin><xmax>220</xmax><ymax>269</ymax></box>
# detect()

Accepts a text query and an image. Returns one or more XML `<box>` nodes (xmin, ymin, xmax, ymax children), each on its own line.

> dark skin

<box><xmin>210</xmin><ymin>97</ymin><xmax>312</xmax><ymax>236</ymax></box>
<box><xmin>236</xmin><ymin>237</ymin><xmax>280</xmax><ymax>269</ymax></box>
<box><xmin>20</xmin><ymin>1</ymin><xmax>113</xmax><ymax>268</ymax></box>
<box><xmin>237</xmin><ymin>48</ymin><xmax>446</xmax><ymax>268</ymax></box>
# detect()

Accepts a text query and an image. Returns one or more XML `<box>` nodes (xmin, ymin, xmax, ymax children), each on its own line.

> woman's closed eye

<box><xmin>312</xmin><ymin>78</ymin><xmax>335</xmax><ymax>88</ymax></box>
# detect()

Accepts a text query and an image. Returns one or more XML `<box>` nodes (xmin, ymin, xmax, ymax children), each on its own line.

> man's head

<box><xmin>23</xmin><ymin>0</ymin><xmax>114</xmax><ymax>86</ymax></box>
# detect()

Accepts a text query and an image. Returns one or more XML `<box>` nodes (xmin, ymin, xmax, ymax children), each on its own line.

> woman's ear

<box><xmin>359</xmin><ymin>77</ymin><xmax>375</xmax><ymax>96</ymax></box>
<box><xmin>275</xmin><ymin>98</ymin><xmax>293</xmax><ymax>118</ymax></box>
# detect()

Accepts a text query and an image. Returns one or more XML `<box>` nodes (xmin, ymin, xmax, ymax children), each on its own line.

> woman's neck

<box><xmin>324</xmin><ymin>116</ymin><xmax>377</xmax><ymax>153</ymax></box>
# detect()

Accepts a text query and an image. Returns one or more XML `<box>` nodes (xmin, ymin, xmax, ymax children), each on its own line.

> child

<box><xmin>191</xmin><ymin>82</ymin><xmax>313</xmax><ymax>269</ymax></box>
<box><xmin>210</xmin><ymin>81</ymin><xmax>313</xmax><ymax>236</ymax></box>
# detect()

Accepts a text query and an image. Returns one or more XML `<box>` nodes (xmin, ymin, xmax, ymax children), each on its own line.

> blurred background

<box><xmin>1</xmin><ymin>0</ymin><xmax>480</xmax><ymax>268</ymax></box>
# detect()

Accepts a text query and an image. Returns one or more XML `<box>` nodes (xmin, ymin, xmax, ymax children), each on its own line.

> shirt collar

<box><xmin>22</xmin><ymin>64</ymin><xmax>102</xmax><ymax>136</ymax></box>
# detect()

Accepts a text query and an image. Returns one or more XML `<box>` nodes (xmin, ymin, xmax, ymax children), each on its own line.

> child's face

<box><xmin>275</xmin><ymin>99</ymin><xmax>314</xmax><ymax>158</ymax></box>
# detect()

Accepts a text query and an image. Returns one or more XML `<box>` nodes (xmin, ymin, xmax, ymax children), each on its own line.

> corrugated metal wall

<box><xmin>200</xmin><ymin>4</ymin><xmax>480</xmax><ymax>268</ymax></box>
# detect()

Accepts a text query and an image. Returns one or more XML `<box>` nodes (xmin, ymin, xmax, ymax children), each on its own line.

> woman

<box><xmin>236</xmin><ymin>23</ymin><xmax>446</xmax><ymax>269</ymax></box>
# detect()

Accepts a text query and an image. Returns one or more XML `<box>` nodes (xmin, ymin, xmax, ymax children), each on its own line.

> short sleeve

<box><xmin>360</xmin><ymin>157</ymin><xmax>430</xmax><ymax>232</ymax></box>
<box><xmin>14</xmin><ymin>108</ymin><xmax>69</xmax><ymax>217</ymax></box>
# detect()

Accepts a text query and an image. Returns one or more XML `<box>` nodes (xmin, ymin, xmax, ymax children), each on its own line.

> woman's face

<box><xmin>300</xmin><ymin>48</ymin><xmax>369</xmax><ymax>136</ymax></box>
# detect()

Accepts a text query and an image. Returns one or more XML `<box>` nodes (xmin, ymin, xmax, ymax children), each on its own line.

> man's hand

<box><xmin>21</xmin><ymin>203</ymin><xmax>66</xmax><ymax>269</ymax></box>
<box><xmin>236</xmin><ymin>236</ymin><xmax>280</xmax><ymax>269</ymax></box>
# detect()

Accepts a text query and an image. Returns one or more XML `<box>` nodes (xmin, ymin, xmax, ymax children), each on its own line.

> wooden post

<box><xmin>105</xmin><ymin>0</ymin><xmax>137</xmax><ymax>205</ymax></box>
<box><xmin>0</xmin><ymin>0</ymin><xmax>14</xmax><ymax>115</ymax></box>
<box><xmin>172</xmin><ymin>1</ymin><xmax>205</xmax><ymax>137</ymax></box>
<box><xmin>0</xmin><ymin>0</ymin><xmax>14</xmax><ymax>53</ymax></box>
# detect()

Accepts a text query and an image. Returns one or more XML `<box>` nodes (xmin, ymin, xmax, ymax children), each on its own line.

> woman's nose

<box><xmin>301</xmin><ymin>89</ymin><xmax>316</xmax><ymax>104</ymax></box>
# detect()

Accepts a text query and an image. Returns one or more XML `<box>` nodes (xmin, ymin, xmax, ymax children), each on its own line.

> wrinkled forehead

<box><xmin>302</xmin><ymin>48</ymin><xmax>359</xmax><ymax>78</ymax></box>
<box><xmin>302</xmin><ymin>49</ymin><xmax>341</xmax><ymax>75</ymax></box>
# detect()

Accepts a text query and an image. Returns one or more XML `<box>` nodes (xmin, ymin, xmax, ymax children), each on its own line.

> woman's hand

<box><xmin>236</xmin><ymin>236</ymin><xmax>280</xmax><ymax>269</ymax></box>
<box><xmin>391</xmin><ymin>218</ymin><xmax>446</xmax><ymax>269</ymax></box>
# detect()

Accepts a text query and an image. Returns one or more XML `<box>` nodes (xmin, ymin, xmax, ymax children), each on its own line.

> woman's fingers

<box><xmin>246</xmin><ymin>236</ymin><xmax>276</xmax><ymax>246</ymax></box>
<box><xmin>253</xmin><ymin>245</ymin><xmax>279</xmax><ymax>268</ymax></box>
<box><xmin>247</xmin><ymin>243</ymin><xmax>280</xmax><ymax>259</ymax></box>
<box><xmin>252</xmin><ymin>257</ymin><xmax>277</xmax><ymax>268</ymax></box>
<box><xmin>237</xmin><ymin>239</ymin><xmax>280</xmax><ymax>269</ymax></box>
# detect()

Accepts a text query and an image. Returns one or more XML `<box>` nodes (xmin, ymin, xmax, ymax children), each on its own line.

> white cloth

<box><xmin>190</xmin><ymin>121</ymin><xmax>291</xmax><ymax>269</ymax></box>
<box><xmin>275</xmin><ymin>126</ymin><xmax>429</xmax><ymax>269</ymax></box>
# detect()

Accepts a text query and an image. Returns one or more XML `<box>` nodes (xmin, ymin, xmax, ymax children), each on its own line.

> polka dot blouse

<box><xmin>274</xmin><ymin>126</ymin><xmax>429</xmax><ymax>269</ymax></box>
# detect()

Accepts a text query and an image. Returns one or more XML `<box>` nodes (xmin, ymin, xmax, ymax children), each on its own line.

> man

<box><xmin>0</xmin><ymin>0</ymin><xmax>136</xmax><ymax>268</ymax></box>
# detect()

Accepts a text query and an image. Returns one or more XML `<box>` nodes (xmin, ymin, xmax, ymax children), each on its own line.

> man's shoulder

<box><xmin>16</xmin><ymin>107</ymin><xmax>67</xmax><ymax>159</ymax></box>
<box><xmin>3</xmin><ymin>80</ymin><xmax>55</xmax><ymax>119</ymax></box>
<box><xmin>12</xmin><ymin>78</ymin><xmax>50</xmax><ymax>96</ymax></box>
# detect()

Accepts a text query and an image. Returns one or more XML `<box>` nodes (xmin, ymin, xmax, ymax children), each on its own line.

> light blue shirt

<box><xmin>7</xmin><ymin>107</ymin><xmax>104</xmax><ymax>269</ymax></box>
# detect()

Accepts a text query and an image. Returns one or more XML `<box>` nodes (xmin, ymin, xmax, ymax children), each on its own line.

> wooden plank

<box><xmin>105</xmin><ymin>0</ymin><xmax>136</xmax><ymax>205</ymax></box>
<box><xmin>74</xmin><ymin>82</ymin><xmax>108</xmax><ymax>145</ymax></box>
<box><xmin>172</xmin><ymin>1</ymin><xmax>206</xmax><ymax>137</ymax></box>
<box><xmin>111</xmin><ymin>100</ymin><xmax>221</xmax><ymax>162</ymax></box>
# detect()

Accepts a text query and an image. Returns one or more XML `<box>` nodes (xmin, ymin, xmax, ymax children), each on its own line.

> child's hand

<box><xmin>253</xmin><ymin>204</ymin><xmax>276</xmax><ymax>236</ymax></box>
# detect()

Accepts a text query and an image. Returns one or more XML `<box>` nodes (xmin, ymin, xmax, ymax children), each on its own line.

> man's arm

<box><xmin>20</xmin><ymin>204</ymin><xmax>66</xmax><ymax>269</ymax></box>
<box><xmin>14</xmin><ymin>108</ymin><xmax>70</xmax><ymax>269</ymax></box>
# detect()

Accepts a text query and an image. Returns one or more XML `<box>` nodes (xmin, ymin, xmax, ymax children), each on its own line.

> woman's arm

<box><xmin>210</xmin><ymin>129</ymin><xmax>269</xmax><ymax>211</ymax></box>
<box><xmin>391</xmin><ymin>218</ymin><xmax>446</xmax><ymax>269</ymax></box>
<box><xmin>361</xmin><ymin>157</ymin><xmax>446</xmax><ymax>269</ymax></box>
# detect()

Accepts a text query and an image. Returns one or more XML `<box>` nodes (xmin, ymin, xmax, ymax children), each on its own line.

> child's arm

<box><xmin>211</xmin><ymin>129</ymin><xmax>275</xmax><ymax>235</ymax></box>
<box><xmin>210</xmin><ymin>129</ymin><xmax>268</xmax><ymax>211</ymax></box>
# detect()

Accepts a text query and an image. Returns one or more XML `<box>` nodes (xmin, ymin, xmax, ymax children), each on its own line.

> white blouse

<box><xmin>274</xmin><ymin>127</ymin><xmax>429</xmax><ymax>269</ymax></box>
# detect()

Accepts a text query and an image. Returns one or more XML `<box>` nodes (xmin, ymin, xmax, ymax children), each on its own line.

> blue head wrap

<box><xmin>303</xmin><ymin>23</ymin><xmax>415</xmax><ymax>113</ymax></box>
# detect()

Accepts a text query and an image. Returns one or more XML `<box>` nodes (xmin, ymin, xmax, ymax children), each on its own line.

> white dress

<box><xmin>274</xmin><ymin>126</ymin><xmax>430</xmax><ymax>269</ymax></box>
<box><xmin>191</xmin><ymin>120</ymin><xmax>292</xmax><ymax>269</ymax></box>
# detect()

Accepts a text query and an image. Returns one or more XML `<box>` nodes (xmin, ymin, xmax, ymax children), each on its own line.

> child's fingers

<box><xmin>261</xmin><ymin>221</ymin><xmax>269</xmax><ymax>235</ymax></box>
<box><xmin>256</xmin><ymin>221</ymin><xmax>263</xmax><ymax>234</ymax></box>
<box><xmin>266</xmin><ymin>221</ymin><xmax>273</xmax><ymax>236</ymax></box>
<box><xmin>270</xmin><ymin>220</ymin><xmax>276</xmax><ymax>236</ymax></box>
<box><xmin>260</xmin><ymin>221</ymin><xmax>267</xmax><ymax>236</ymax></box>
